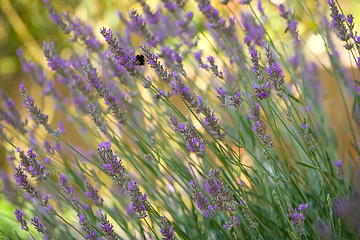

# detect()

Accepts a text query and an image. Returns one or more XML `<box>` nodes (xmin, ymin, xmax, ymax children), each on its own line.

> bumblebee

<box><xmin>135</xmin><ymin>54</ymin><xmax>145</xmax><ymax>66</ymax></box>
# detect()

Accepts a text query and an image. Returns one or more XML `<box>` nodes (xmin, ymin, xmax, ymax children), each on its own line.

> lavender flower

<box><xmin>207</xmin><ymin>56</ymin><xmax>223</xmax><ymax>79</ymax></box>
<box><xmin>279</xmin><ymin>4</ymin><xmax>300</xmax><ymax>42</ymax></box>
<box><xmin>328</xmin><ymin>0</ymin><xmax>351</xmax><ymax>42</ymax></box>
<box><xmin>19</xmin><ymin>82</ymin><xmax>54</xmax><ymax>134</ymax></box>
<box><xmin>142</xmin><ymin>45</ymin><xmax>225</xmax><ymax>140</ymax></box>
<box><xmin>229</xmin><ymin>88</ymin><xmax>244</xmax><ymax>109</ymax></box>
<box><xmin>15</xmin><ymin>209</ymin><xmax>28</xmax><ymax>231</ymax></box>
<box><xmin>160</xmin><ymin>216</ymin><xmax>176</xmax><ymax>240</ymax></box>
<box><xmin>0</xmin><ymin>89</ymin><xmax>27</xmax><ymax>133</ymax></box>
<box><xmin>97</xmin><ymin>141</ymin><xmax>131</xmax><ymax>191</ymax></box>
<box><xmin>98</xmin><ymin>209</ymin><xmax>119</xmax><ymax>240</ymax></box>
<box><xmin>265</xmin><ymin>46</ymin><xmax>284</xmax><ymax>96</ymax></box>
<box><xmin>189</xmin><ymin>180</ymin><xmax>215</xmax><ymax>218</ymax></box>
<box><xmin>84</xmin><ymin>178</ymin><xmax>104</xmax><ymax>207</ymax></box>
<box><xmin>14</xmin><ymin>165</ymin><xmax>37</xmax><ymax>197</ymax></box>
<box><xmin>100</xmin><ymin>27</ymin><xmax>138</xmax><ymax>76</ymax></box>
<box><xmin>170</xmin><ymin>116</ymin><xmax>206</xmax><ymax>158</ymax></box>
<box><xmin>300</xmin><ymin>123</ymin><xmax>317</xmax><ymax>150</ymax></box>
<box><xmin>59</xmin><ymin>174</ymin><xmax>74</xmax><ymax>196</ymax></box>
<box><xmin>242</xmin><ymin>13</ymin><xmax>264</xmax><ymax>46</ymax></box>
<box><xmin>79</xmin><ymin>214</ymin><xmax>98</xmax><ymax>240</ymax></box>
<box><xmin>252</xmin><ymin>120</ymin><xmax>274</xmax><ymax>148</ymax></box>
<box><xmin>287</xmin><ymin>203</ymin><xmax>309</xmax><ymax>235</ymax></box>
<box><xmin>17</xmin><ymin>148</ymin><xmax>49</xmax><ymax>181</ymax></box>
<box><xmin>129</xmin><ymin>9</ymin><xmax>158</xmax><ymax>47</ymax></box>
<box><xmin>334</xmin><ymin>159</ymin><xmax>344</xmax><ymax>181</ymax></box>
<box><xmin>223</xmin><ymin>215</ymin><xmax>240</xmax><ymax>230</ymax></box>
<box><xmin>44</xmin><ymin>0</ymin><xmax>101</xmax><ymax>51</ymax></box>
<box><xmin>195</xmin><ymin>0</ymin><xmax>225</xmax><ymax>31</ymax></box>
<box><xmin>82</xmin><ymin>57</ymin><xmax>127</xmax><ymax>125</ymax></box>
<box><xmin>242</xmin><ymin>208</ymin><xmax>258</xmax><ymax>228</ymax></box>
<box><xmin>88</xmin><ymin>104</ymin><xmax>108</xmax><ymax>134</ymax></box>
<box><xmin>97</xmin><ymin>142</ymin><xmax>147</xmax><ymax>218</ymax></box>
<box><xmin>204</xmin><ymin>169</ymin><xmax>239</xmax><ymax>212</ymax></box>
<box><xmin>140</xmin><ymin>44</ymin><xmax>174</xmax><ymax>83</ymax></box>
<box><xmin>252</xmin><ymin>82</ymin><xmax>271</xmax><ymax>100</ymax></box>
<box><xmin>128</xmin><ymin>180</ymin><xmax>148</xmax><ymax>218</ymax></box>
<box><xmin>194</xmin><ymin>52</ymin><xmax>209</xmax><ymax>69</ymax></box>
<box><xmin>31</xmin><ymin>216</ymin><xmax>48</xmax><ymax>235</ymax></box>
<box><xmin>215</xmin><ymin>87</ymin><xmax>226</xmax><ymax>107</ymax></box>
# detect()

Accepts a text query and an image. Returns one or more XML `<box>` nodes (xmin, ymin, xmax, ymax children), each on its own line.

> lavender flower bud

<box><xmin>19</xmin><ymin>82</ymin><xmax>51</xmax><ymax>131</ymax></box>
<box><xmin>98</xmin><ymin>209</ymin><xmax>119</xmax><ymax>240</ymax></box>
<box><xmin>79</xmin><ymin>214</ymin><xmax>98</xmax><ymax>240</ymax></box>
<box><xmin>287</xmin><ymin>203</ymin><xmax>309</xmax><ymax>235</ymax></box>
<box><xmin>128</xmin><ymin>180</ymin><xmax>148</xmax><ymax>218</ymax></box>
<box><xmin>59</xmin><ymin>174</ymin><xmax>74</xmax><ymax>196</ymax></box>
<box><xmin>160</xmin><ymin>216</ymin><xmax>176</xmax><ymax>240</ymax></box>
<box><xmin>334</xmin><ymin>160</ymin><xmax>344</xmax><ymax>181</ymax></box>
<box><xmin>17</xmin><ymin>148</ymin><xmax>49</xmax><ymax>181</ymax></box>
<box><xmin>100</xmin><ymin>27</ymin><xmax>138</xmax><ymax>76</ymax></box>
<box><xmin>97</xmin><ymin>142</ymin><xmax>147</xmax><ymax>218</ymax></box>
<box><xmin>170</xmin><ymin>116</ymin><xmax>206</xmax><ymax>158</ymax></box>
<box><xmin>14</xmin><ymin>165</ymin><xmax>37</xmax><ymax>197</ymax></box>
<box><xmin>31</xmin><ymin>216</ymin><xmax>48</xmax><ymax>235</ymax></box>
<box><xmin>252</xmin><ymin>120</ymin><xmax>274</xmax><ymax>148</ymax></box>
<box><xmin>204</xmin><ymin>169</ymin><xmax>239</xmax><ymax>212</ymax></box>
<box><xmin>229</xmin><ymin>88</ymin><xmax>244</xmax><ymax>109</ymax></box>
<box><xmin>15</xmin><ymin>209</ymin><xmax>28</xmax><ymax>231</ymax></box>
<box><xmin>189</xmin><ymin>180</ymin><xmax>215</xmax><ymax>218</ymax></box>
<box><xmin>97</xmin><ymin>142</ymin><xmax>131</xmax><ymax>191</ymax></box>
<box><xmin>83</xmin><ymin>57</ymin><xmax>127</xmax><ymax>125</ymax></box>
<box><xmin>84</xmin><ymin>178</ymin><xmax>104</xmax><ymax>207</ymax></box>
<box><xmin>223</xmin><ymin>215</ymin><xmax>241</xmax><ymax>230</ymax></box>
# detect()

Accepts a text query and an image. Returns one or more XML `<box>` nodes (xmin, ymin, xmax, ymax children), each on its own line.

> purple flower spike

<box><xmin>31</xmin><ymin>216</ymin><xmax>48</xmax><ymax>235</ymax></box>
<box><xmin>15</xmin><ymin>209</ymin><xmax>28</xmax><ymax>231</ymax></box>
<box><xmin>98</xmin><ymin>209</ymin><xmax>119</xmax><ymax>239</ymax></box>
<box><xmin>287</xmin><ymin>203</ymin><xmax>309</xmax><ymax>235</ymax></box>
<box><xmin>160</xmin><ymin>216</ymin><xmax>175</xmax><ymax>240</ymax></box>
<box><xmin>334</xmin><ymin>160</ymin><xmax>344</xmax><ymax>180</ymax></box>
<box><xmin>189</xmin><ymin>180</ymin><xmax>215</xmax><ymax>218</ymax></box>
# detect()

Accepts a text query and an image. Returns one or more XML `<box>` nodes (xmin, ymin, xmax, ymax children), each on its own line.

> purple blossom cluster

<box><xmin>287</xmin><ymin>203</ymin><xmax>309</xmax><ymax>235</ymax></box>
<box><xmin>170</xmin><ymin>116</ymin><xmax>206</xmax><ymax>158</ymax></box>
<box><xmin>204</xmin><ymin>169</ymin><xmax>239</xmax><ymax>213</ymax></box>
<box><xmin>189</xmin><ymin>180</ymin><xmax>215</xmax><ymax>218</ymax></box>
<box><xmin>98</xmin><ymin>209</ymin><xmax>119</xmax><ymax>240</ymax></box>
<box><xmin>252</xmin><ymin>120</ymin><xmax>274</xmax><ymax>148</ymax></box>
<box><xmin>279</xmin><ymin>4</ymin><xmax>300</xmax><ymax>43</ymax></box>
<box><xmin>82</xmin><ymin>57</ymin><xmax>127</xmax><ymax>125</ymax></box>
<box><xmin>159</xmin><ymin>216</ymin><xmax>175</xmax><ymax>240</ymax></box>
<box><xmin>129</xmin><ymin>9</ymin><xmax>158</xmax><ymax>47</ymax></box>
<box><xmin>97</xmin><ymin>141</ymin><xmax>147</xmax><ymax>218</ymax></box>
<box><xmin>84</xmin><ymin>178</ymin><xmax>104</xmax><ymax>207</ymax></box>
<box><xmin>334</xmin><ymin>160</ymin><xmax>344</xmax><ymax>181</ymax></box>
<box><xmin>44</xmin><ymin>0</ymin><xmax>101</xmax><ymax>52</ymax></box>
<box><xmin>265</xmin><ymin>46</ymin><xmax>284</xmax><ymax>96</ymax></box>
<box><xmin>14</xmin><ymin>209</ymin><xmax>28</xmax><ymax>231</ymax></box>
<box><xmin>19</xmin><ymin>82</ymin><xmax>52</xmax><ymax>133</ymax></box>
<box><xmin>17</xmin><ymin>148</ymin><xmax>49</xmax><ymax>181</ymax></box>
<box><xmin>328</xmin><ymin>0</ymin><xmax>351</xmax><ymax>42</ymax></box>
<box><xmin>0</xmin><ymin>89</ymin><xmax>27</xmax><ymax>133</ymax></box>
<box><xmin>242</xmin><ymin>13</ymin><xmax>265</xmax><ymax>46</ymax></box>
<box><xmin>300</xmin><ymin>123</ymin><xmax>317</xmax><ymax>150</ymax></box>
<box><xmin>14</xmin><ymin>165</ymin><xmax>37</xmax><ymax>197</ymax></box>
<box><xmin>31</xmin><ymin>216</ymin><xmax>48</xmax><ymax>235</ymax></box>
<box><xmin>223</xmin><ymin>215</ymin><xmax>240</xmax><ymax>230</ymax></box>
<box><xmin>59</xmin><ymin>174</ymin><xmax>98</xmax><ymax>239</ymax></box>
<box><xmin>100</xmin><ymin>28</ymin><xmax>139</xmax><ymax>76</ymax></box>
